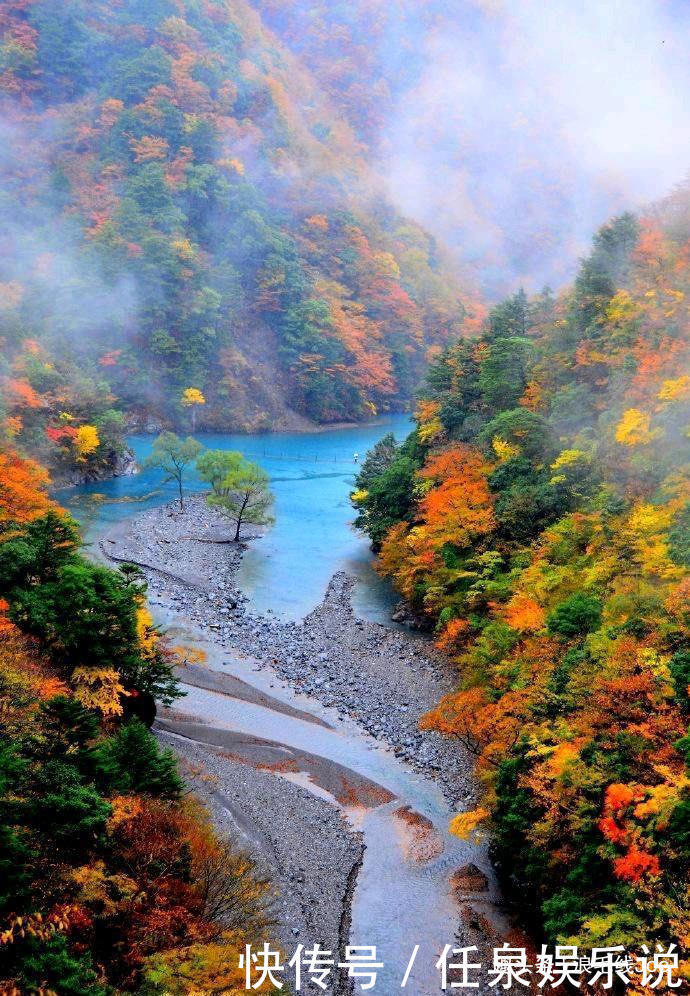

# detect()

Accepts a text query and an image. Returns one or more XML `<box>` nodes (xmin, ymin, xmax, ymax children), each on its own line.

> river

<box><xmin>65</xmin><ymin>416</ymin><xmax>506</xmax><ymax>993</ymax></box>
<box><xmin>62</xmin><ymin>414</ymin><xmax>413</xmax><ymax>623</ymax></box>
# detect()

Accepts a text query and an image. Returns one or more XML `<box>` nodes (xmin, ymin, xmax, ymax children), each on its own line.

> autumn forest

<box><xmin>355</xmin><ymin>202</ymin><xmax>690</xmax><ymax>959</ymax></box>
<box><xmin>1</xmin><ymin>0</ymin><xmax>690</xmax><ymax>993</ymax></box>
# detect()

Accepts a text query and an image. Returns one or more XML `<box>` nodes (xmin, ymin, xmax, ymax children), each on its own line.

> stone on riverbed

<box><xmin>451</xmin><ymin>863</ymin><xmax>490</xmax><ymax>894</ymax></box>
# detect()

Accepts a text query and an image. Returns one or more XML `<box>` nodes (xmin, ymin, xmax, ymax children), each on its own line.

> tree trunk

<box><xmin>178</xmin><ymin>475</ymin><xmax>184</xmax><ymax>510</ymax></box>
<box><xmin>234</xmin><ymin>494</ymin><xmax>249</xmax><ymax>541</ymax></box>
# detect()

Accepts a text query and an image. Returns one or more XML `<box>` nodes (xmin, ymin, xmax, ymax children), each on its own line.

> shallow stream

<box><xmin>155</xmin><ymin>612</ymin><xmax>504</xmax><ymax>995</ymax></box>
<box><xmin>65</xmin><ymin>416</ymin><xmax>505</xmax><ymax>992</ymax></box>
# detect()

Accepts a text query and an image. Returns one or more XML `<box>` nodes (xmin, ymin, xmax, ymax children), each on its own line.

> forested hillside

<box><xmin>354</xmin><ymin>190</ymin><xmax>690</xmax><ymax>960</ymax></box>
<box><xmin>0</xmin><ymin>453</ymin><xmax>273</xmax><ymax>993</ymax></box>
<box><xmin>252</xmin><ymin>0</ymin><xmax>436</xmax><ymax>147</ymax></box>
<box><xmin>0</xmin><ymin>0</ymin><xmax>474</xmax><ymax>473</ymax></box>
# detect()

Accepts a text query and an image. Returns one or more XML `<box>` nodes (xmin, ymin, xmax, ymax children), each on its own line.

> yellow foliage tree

<box><xmin>551</xmin><ymin>448</ymin><xmax>587</xmax><ymax>471</ymax></box>
<box><xmin>181</xmin><ymin>387</ymin><xmax>206</xmax><ymax>429</ymax></box>
<box><xmin>614</xmin><ymin>409</ymin><xmax>661</xmax><ymax>447</ymax></box>
<box><xmin>136</xmin><ymin>604</ymin><xmax>160</xmax><ymax>662</ymax></box>
<box><xmin>658</xmin><ymin>375</ymin><xmax>690</xmax><ymax>402</ymax></box>
<box><xmin>492</xmin><ymin>436</ymin><xmax>521</xmax><ymax>462</ymax></box>
<box><xmin>415</xmin><ymin>400</ymin><xmax>443</xmax><ymax>443</ymax></box>
<box><xmin>626</xmin><ymin>502</ymin><xmax>679</xmax><ymax>580</ymax></box>
<box><xmin>449</xmin><ymin>807</ymin><xmax>489</xmax><ymax>842</ymax></box>
<box><xmin>171</xmin><ymin>239</ymin><xmax>197</xmax><ymax>262</ymax></box>
<box><xmin>142</xmin><ymin>931</ymin><xmax>267</xmax><ymax>995</ymax></box>
<box><xmin>605</xmin><ymin>289</ymin><xmax>640</xmax><ymax>327</ymax></box>
<box><xmin>71</xmin><ymin>666</ymin><xmax>126</xmax><ymax>717</ymax></box>
<box><xmin>181</xmin><ymin>387</ymin><xmax>206</xmax><ymax>406</ymax></box>
<box><xmin>74</xmin><ymin>424</ymin><xmax>100</xmax><ymax>462</ymax></box>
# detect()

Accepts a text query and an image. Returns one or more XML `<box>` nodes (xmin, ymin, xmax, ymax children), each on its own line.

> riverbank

<box><xmin>98</xmin><ymin>496</ymin><xmax>507</xmax><ymax>991</ymax></box>
<box><xmin>99</xmin><ymin>498</ymin><xmax>366</xmax><ymax>965</ymax></box>
<box><xmin>100</xmin><ymin>496</ymin><xmax>475</xmax><ymax>806</ymax></box>
<box><xmin>52</xmin><ymin>445</ymin><xmax>138</xmax><ymax>488</ymax></box>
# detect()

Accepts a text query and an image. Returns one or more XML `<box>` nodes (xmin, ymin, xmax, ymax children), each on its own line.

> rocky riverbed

<box><xmin>157</xmin><ymin>727</ymin><xmax>364</xmax><ymax>987</ymax></box>
<box><xmin>100</xmin><ymin>496</ymin><xmax>476</xmax><ymax>806</ymax></box>
<box><xmin>98</xmin><ymin>496</ymin><xmax>503</xmax><ymax>992</ymax></box>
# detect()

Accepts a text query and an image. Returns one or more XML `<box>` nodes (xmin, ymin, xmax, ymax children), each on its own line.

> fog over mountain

<box><xmin>377</xmin><ymin>0</ymin><xmax>690</xmax><ymax>295</ymax></box>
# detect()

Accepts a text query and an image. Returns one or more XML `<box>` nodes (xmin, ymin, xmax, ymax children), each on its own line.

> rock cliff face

<box><xmin>111</xmin><ymin>447</ymin><xmax>138</xmax><ymax>479</ymax></box>
<box><xmin>54</xmin><ymin>446</ymin><xmax>137</xmax><ymax>487</ymax></box>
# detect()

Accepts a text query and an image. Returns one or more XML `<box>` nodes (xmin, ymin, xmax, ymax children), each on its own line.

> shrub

<box><xmin>547</xmin><ymin>592</ymin><xmax>602</xmax><ymax>638</ymax></box>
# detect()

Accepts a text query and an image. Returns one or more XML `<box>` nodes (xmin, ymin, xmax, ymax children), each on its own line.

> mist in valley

<box><xmin>378</xmin><ymin>0</ymin><xmax>690</xmax><ymax>296</ymax></box>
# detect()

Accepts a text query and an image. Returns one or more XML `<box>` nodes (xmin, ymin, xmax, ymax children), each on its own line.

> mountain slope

<box><xmin>0</xmin><ymin>0</ymin><xmax>475</xmax><ymax>446</ymax></box>
<box><xmin>353</xmin><ymin>193</ymin><xmax>690</xmax><ymax>958</ymax></box>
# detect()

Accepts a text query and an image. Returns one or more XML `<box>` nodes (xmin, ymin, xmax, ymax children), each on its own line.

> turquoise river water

<box><xmin>60</xmin><ymin>414</ymin><xmax>412</xmax><ymax>623</ymax></box>
<box><xmin>60</xmin><ymin>415</ymin><xmax>507</xmax><ymax>990</ymax></box>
